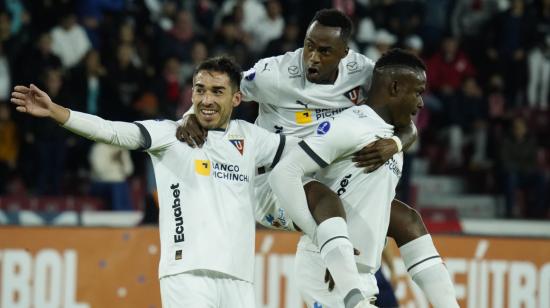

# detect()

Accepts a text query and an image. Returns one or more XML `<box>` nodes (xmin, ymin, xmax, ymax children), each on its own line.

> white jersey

<box><xmin>136</xmin><ymin>119</ymin><xmax>286</xmax><ymax>282</ymax></box>
<box><xmin>298</xmin><ymin>105</ymin><xmax>403</xmax><ymax>272</ymax></box>
<box><xmin>241</xmin><ymin>48</ymin><xmax>375</xmax><ymax>138</ymax></box>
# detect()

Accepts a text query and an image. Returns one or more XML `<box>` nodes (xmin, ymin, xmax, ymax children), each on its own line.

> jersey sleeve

<box><xmin>299</xmin><ymin>117</ymin><xmax>363</xmax><ymax>167</ymax></box>
<box><xmin>240</xmin><ymin>57</ymin><xmax>280</xmax><ymax>104</ymax></box>
<box><xmin>133</xmin><ymin>120</ymin><xmax>178</xmax><ymax>153</ymax></box>
<box><xmin>250</xmin><ymin>124</ymin><xmax>293</xmax><ymax>168</ymax></box>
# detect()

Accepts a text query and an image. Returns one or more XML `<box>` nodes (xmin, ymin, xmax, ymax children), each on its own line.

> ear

<box><xmin>390</xmin><ymin>80</ymin><xmax>399</xmax><ymax>97</ymax></box>
<box><xmin>232</xmin><ymin>91</ymin><xmax>242</xmax><ymax>107</ymax></box>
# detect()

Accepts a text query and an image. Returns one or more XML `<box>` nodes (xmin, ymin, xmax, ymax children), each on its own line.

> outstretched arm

<box><xmin>11</xmin><ymin>84</ymin><xmax>145</xmax><ymax>149</ymax></box>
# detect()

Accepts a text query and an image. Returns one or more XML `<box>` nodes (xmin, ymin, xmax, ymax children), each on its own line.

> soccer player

<box><xmin>11</xmin><ymin>56</ymin><xmax>293</xmax><ymax>308</ymax></box>
<box><xmin>178</xmin><ymin>9</ymin><xmax>457</xmax><ymax>308</ymax></box>
<box><xmin>269</xmin><ymin>49</ymin><xmax>459</xmax><ymax>308</ymax></box>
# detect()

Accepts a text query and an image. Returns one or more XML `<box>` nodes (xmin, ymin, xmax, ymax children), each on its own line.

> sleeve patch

<box><xmin>316</xmin><ymin>121</ymin><xmax>331</xmax><ymax>135</ymax></box>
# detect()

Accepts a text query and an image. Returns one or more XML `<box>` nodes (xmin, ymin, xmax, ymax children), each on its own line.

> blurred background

<box><xmin>0</xmin><ymin>0</ymin><xmax>549</xmax><ymax>307</ymax></box>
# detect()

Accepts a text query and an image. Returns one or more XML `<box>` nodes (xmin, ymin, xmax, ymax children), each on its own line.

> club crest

<box><xmin>229</xmin><ymin>139</ymin><xmax>245</xmax><ymax>155</ymax></box>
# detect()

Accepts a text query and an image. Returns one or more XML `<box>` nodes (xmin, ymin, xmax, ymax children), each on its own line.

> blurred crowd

<box><xmin>0</xmin><ymin>0</ymin><xmax>548</xmax><ymax>219</ymax></box>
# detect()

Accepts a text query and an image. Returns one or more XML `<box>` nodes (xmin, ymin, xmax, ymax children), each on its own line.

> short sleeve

<box><xmin>300</xmin><ymin>117</ymin><xmax>363</xmax><ymax>167</ymax></box>
<box><xmin>134</xmin><ymin>120</ymin><xmax>178</xmax><ymax>153</ymax></box>
<box><xmin>240</xmin><ymin>57</ymin><xmax>280</xmax><ymax>103</ymax></box>
<box><xmin>250</xmin><ymin>124</ymin><xmax>288</xmax><ymax>168</ymax></box>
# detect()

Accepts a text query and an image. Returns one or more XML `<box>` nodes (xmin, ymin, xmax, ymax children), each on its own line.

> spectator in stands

<box><xmin>486</xmin><ymin>0</ymin><xmax>533</xmax><ymax>107</ymax></box>
<box><xmin>181</xmin><ymin>40</ymin><xmax>209</xmax><ymax>83</ymax></box>
<box><xmin>89</xmin><ymin>143</ymin><xmax>134</xmax><ymax>211</ymax></box>
<box><xmin>451</xmin><ymin>0</ymin><xmax>499</xmax><ymax>59</ymax></box>
<box><xmin>0</xmin><ymin>102</ymin><xmax>18</xmax><ymax>195</ymax></box>
<box><xmin>67</xmin><ymin>49</ymin><xmax>110</xmax><ymax>116</ymax></box>
<box><xmin>158</xmin><ymin>10</ymin><xmax>197</xmax><ymax>62</ymax></box>
<box><xmin>220</xmin><ymin>0</ymin><xmax>267</xmax><ymax>39</ymax></box>
<box><xmin>106</xmin><ymin>44</ymin><xmax>147</xmax><ymax>121</ymax></box>
<box><xmin>262</xmin><ymin>19</ymin><xmax>301</xmax><ymax>58</ymax></box>
<box><xmin>527</xmin><ymin>34</ymin><xmax>550</xmax><ymax>110</ymax></box>
<box><xmin>32</xmin><ymin>68</ymin><xmax>70</xmax><ymax>194</ymax></box>
<box><xmin>50</xmin><ymin>12</ymin><xmax>92</xmax><ymax>69</ymax></box>
<box><xmin>0</xmin><ymin>43</ymin><xmax>10</xmax><ymax>102</ymax></box>
<box><xmin>153</xmin><ymin>56</ymin><xmax>183</xmax><ymax>118</ymax></box>
<box><xmin>427</xmin><ymin>35</ymin><xmax>476</xmax><ymax>130</ymax></box>
<box><xmin>76</xmin><ymin>0</ymin><xmax>125</xmax><ymax>48</ymax></box>
<box><xmin>0</xmin><ymin>11</ymin><xmax>24</xmax><ymax>67</ymax></box>
<box><xmin>250</xmin><ymin>0</ymin><xmax>284</xmax><ymax>55</ymax></box>
<box><xmin>211</xmin><ymin>15</ymin><xmax>251</xmax><ymax>68</ymax></box>
<box><xmin>447</xmin><ymin>76</ymin><xmax>490</xmax><ymax>168</ymax></box>
<box><xmin>498</xmin><ymin>116</ymin><xmax>547</xmax><ymax>218</ymax></box>
<box><xmin>420</xmin><ymin>0</ymin><xmax>453</xmax><ymax>54</ymax></box>
<box><xmin>364</xmin><ymin>29</ymin><xmax>396</xmax><ymax>61</ymax></box>
<box><xmin>404</xmin><ymin>35</ymin><xmax>423</xmax><ymax>57</ymax></box>
<box><xmin>18</xmin><ymin>32</ymin><xmax>62</xmax><ymax>86</ymax></box>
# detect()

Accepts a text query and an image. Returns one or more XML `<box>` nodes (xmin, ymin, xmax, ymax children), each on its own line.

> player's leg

<box><xmin>159</xmin><ymin>271</ymin><xmax>217</xmax><ymax>308</ymax></box>
<box><xmin>304</xmin><ymin>181</ymin><xmax>367</xmax><ymax>308</ymax></box>
<box><xmin>387</xmin><ymin>199</ymin><xmax>459</xmax><ymax>308</ymax></box>
<box><xmin>295</xmin><ymin>242</ymin><xmax>345</xmax><ymax>308</ymax></box>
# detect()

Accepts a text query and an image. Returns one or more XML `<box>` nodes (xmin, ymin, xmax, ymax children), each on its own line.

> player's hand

<box><xmin>10</xmin><ymin>84</ymin><xmax>54</xmax><ymax>118</ymax></box>
<box><xmin>352</xmin><ymin>138</ymin><xmax>398</xmax><ymax>173</ymax></box>
<box><xmin>324</xmin><ymin>248</ymin><xmax>360</xmax><ymax>292</ymax></box>
<box><xmin>176</xmin><ymin>114</ymin><xmax>207</xmax><ymax>148</ymax></box>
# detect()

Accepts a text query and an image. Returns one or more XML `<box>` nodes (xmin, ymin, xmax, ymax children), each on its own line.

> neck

<box><xmin>366</xmin><ymin>91</ymin><xmax>392</xmax><ymax>124</ymax></box>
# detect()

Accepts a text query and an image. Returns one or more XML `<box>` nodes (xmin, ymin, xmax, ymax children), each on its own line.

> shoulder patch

<box><xmin>344</xmin><ymin>86</ymin><xmax>365</xmax><ymax>105</ymax></box>
<box><xmin>244</xmin><ymin>68</ymin><xmax>256</xmax><ymax>81</ymax></box>
<box><xmin>316</xmin><ymin>121</ymin><xmax>331</xmax><ymax>135</ymax></box>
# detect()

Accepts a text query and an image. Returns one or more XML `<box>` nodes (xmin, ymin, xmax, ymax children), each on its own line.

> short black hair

<box><xmin>193</xmin><ymin>56</ymin><xmax>242</xmax><ymax>90</ymax></box>
<box><xmin>375</xmin><ymin>48</ymin><xmax>426</xmax><ymax>72</ymax></box>
<box><xmin>310</xmin><ymin>9</ymin><xmax>353</xmax><ymax>42</ymax></box>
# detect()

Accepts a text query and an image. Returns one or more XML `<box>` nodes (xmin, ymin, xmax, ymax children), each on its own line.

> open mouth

<box><xmin>307</xmin><ymin>67</ymin><xmax>319</xmax><ymax>77</ymax></box>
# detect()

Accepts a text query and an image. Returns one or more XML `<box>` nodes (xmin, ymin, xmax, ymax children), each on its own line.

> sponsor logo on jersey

<box><xmin>229</xmin><ymin>139</ymin><xmax>245</xmax><ymax>155</ymax></box>
<box><xmin>194</xmin><ymin>160</ymin><xmax>211</xmax><ymax>176</ymax></box>
<box><xmin>212</xmin><ymin>162</ymin><xmax>249</xmax><ymax>182</ymax></box>
<box><xmin>171</xmin><ymin>183</ymin><xmax>185</xmax><ymax>244</ymax></box>
<box><xmin>385</xmin><ymin>157</ymin><xmax>402</xmax><ymax>178</ymax></box>
<box><xmin>295</xmin><ymin>110</ymin><xmax>313</xmax><ymax>124</ymax></box>
<box><xmin>288</xmin><ymin>65</ymin><xmax>301</xmax><ymax>78</ymax></box>
<box><xmin>344</xmin><ymin>86</ymin><xmax>365</xmax><ymax>105</ymax></box>
<box><xmin>244</xmin><ymin>68</ymin><xmax>256</xmax><ymax>81</ymax></box>
<box><xmin>316</xmin><ymin>121</ymin><xmax>331</xmax><ymax>135</ymax></box>
<box><xmin>336</xmin><ymin>174</ymin><xmax>352</xmax><ymax>196</ymax></box>
<box><xmin>274</xmin><ymin>125</ymin><xmax>283</xmax><ymax>134</ymax></box>
<box><xmin>261</xmin><ymin>62</ymin><xmax>270</xmax><ymax>72</ymax></box>
<box><xmin>346</xmin><ymin>61</ymin><xmax>360</xmax><ymax>74</ymax></box>
<box><xmin>314</xmin><ymin>108</ymin><xmax>348</xmax><ymax>120</ymax></box>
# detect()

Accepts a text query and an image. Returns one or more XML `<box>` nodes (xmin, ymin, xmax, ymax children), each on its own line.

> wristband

<box><xmin>391</xmin><ymin>136</ymin><xmax>403</xmax><ymax>152</ymax></box>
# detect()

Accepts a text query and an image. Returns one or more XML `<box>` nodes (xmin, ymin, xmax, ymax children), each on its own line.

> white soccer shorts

<box><xmin>295</xmin><ymin>247</ymin><xmax>378</xmax><ymax>308</ymax></box>
<box><xmin>159</xmin><ymin>270</ymin><xmax>255</xmax><ymax>308</ymax></box>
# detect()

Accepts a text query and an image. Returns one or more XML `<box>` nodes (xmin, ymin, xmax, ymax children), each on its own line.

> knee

<box><xmin>389</xmin><ymin>200</ymin><xmax>427</xmax><ymax>247</ymax></box>
<box><xmin>304</xmin><ymin>181</ymin><xmax>345</xmax><ymax>223</ymax></box>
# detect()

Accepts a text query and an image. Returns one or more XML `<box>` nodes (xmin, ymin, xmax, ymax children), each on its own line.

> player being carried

<box><xmin>178</xmin><ymin>9</ymin><xmax>458</xmax><ymax>308</ymax></box>
<box><xmin>270</xmin><ymin>49</ymin><xmax>459</xmax><ymax>308</ymax></box>
<box><xmin>11</xmin><ymin>56</ymin><xmax>295</xmax><ymax>308</ymax></box>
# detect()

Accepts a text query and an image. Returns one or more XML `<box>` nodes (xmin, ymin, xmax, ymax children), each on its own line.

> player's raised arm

<box><xmin>11</xmin><ymin>84</ymin><xmax>146</xmax><ymax>150</ymax></box>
